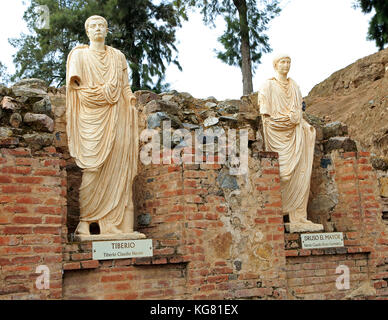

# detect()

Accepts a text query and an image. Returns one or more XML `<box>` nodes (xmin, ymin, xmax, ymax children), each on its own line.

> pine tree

<box><xmin>0</xmin><ymin>62</ymin><xmax>11</xmax><ymax>85</ymax></box>
<box><xmin>354</xmin><ymin>0</ymin><xmax>388</xmax><ymax>50</ymax></box>
<box><xmin>176</xmin><ymin>0</ymin><xmax>281</xmax><ymax>95</ymax></box>
<box><xmin>9</xmin><ymin>0</ymin><xmax>186</xmax><ymax>91</ymax></box>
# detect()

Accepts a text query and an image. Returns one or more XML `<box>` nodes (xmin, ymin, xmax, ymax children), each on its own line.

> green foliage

<box><xmin>177</xmin><ymin>0</ymin><xmax>280</xmax><ymax>71</ymax></box>
<box><xmin>9</xmin><ymin>0</ymin><xmax>185</xmax><ymax>91</ymax></box>
<box><xmin>0</xmin><ymin>61</ymin><xmax>11</xmax><ymax>85</ymax></box>
<box><xmin>354</xmin><ymin>0</ymin><xmax>388</xmax><ymax>50</ymax></box>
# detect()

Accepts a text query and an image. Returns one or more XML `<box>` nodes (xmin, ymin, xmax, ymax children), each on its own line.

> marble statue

<box><xmin>258</xmin><ymin>54</ymin><xmax>324</xmax><ymax>233</ymax></box>
<box><xmin>66</xmin><ymin>15</ymin><xmax>145</xmax><ymax>240</ymax></box>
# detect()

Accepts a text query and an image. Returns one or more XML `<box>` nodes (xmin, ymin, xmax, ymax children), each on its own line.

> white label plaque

<box><xmin>301</xmin><ymin>232</ymin><xmax>344</xmax><ymax>249</ymax></box>
<box><xmin>92</xmin><ymin>239</ymin><xmax>153</xmax><ymax>260</ymax></box>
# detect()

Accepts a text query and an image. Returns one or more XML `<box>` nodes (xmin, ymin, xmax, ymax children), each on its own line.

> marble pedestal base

<box><xmin>74</xmin><ymin>231</ymin><xmax>146</xmax><ymax>242</ymax></box>
<box><xmin>285</xmin><ymin>222</ymin><xmax>324</xmax><ymax>233</ymax></box>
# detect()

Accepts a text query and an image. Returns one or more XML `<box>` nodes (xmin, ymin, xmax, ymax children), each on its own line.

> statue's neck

<box><xmin>275</xmin><ymin>72</ymin><xmax>288</xmax><ymax>84</ymax></box>
<box><xmin>89</xmin><ymin>41</ymin><xmax>106</xmax><ymax>52</ymax></box>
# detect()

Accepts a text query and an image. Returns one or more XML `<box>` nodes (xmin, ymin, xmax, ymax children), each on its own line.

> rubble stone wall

<box><xmin>0</xmin><ymin>79</ymin><xmax>387</xmax><ymax>300</ymax></box>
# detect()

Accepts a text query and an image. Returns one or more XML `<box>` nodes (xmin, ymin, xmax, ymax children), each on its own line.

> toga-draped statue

<box><xmin>258</xmin><ymin>54</ymin><xmax>323</xmax><ymax>233</ymax></box>
<box><xmin>66</xmin><ymin>15</ymin><xmax>145</xmax><ymax>239</ymax></box>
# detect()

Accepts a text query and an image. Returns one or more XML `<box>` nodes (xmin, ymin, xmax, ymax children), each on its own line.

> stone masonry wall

<box><xmin>62</xmin><ymin>151</ymin><xmax>287</xmax><ymax>300</ymax></box>
<box><xmin>0</xmin><ymin>79</ymin><xmax>387</xmax><ymax>300</ymax></box>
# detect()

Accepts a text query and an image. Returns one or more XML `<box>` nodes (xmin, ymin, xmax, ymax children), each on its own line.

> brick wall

<box><xmin>59</xmin><ymin>150</ymin><xmax>388</xmax><ymax>300</ymax></box>
<box><xmin>286</xmin><ymin>250</ymin><xmax>370</xmax><ymax>300</ymax></box>
<box><xmin>0</xmin><ymin>147</ymin><xmax>66</xmax><ymax>299</ymax></box>
<box><xmin>1</xmin><ymin>146</ymin><xmax>387</xmax><ymax>300</ymax></box>
<box><xmin>61</xmin><ymin>151</ymin><xmax>287</xmax><ymax>300</ymax></box>
<box><xmin>1</xmin><ymin>87</ymin><xmax>388</xmax><ymax>300</ymax></box>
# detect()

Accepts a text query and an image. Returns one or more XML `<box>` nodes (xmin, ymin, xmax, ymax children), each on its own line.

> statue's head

<box><xmin>273</xmin><ymin>53</ymin><xmax>291</xmax><ymax>75</ymax></box>
<box><xmin>85</xmin><ymin>15</ymin><xmax>108</xmax><ymax>42</ymax></box>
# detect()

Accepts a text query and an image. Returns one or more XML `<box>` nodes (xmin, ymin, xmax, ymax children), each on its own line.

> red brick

<box><xmin>1</xmin><ymin>166</ymin><xmax>31</xmax><ymax>175</ymax></box>
<box><xmin>0</xmin><ymin>236</ymin><xmax>19</xmax><ymax>246</ymax></box>
<box><xmin>101</xmin><ymin>274</ymin><xmax>127</xmax><ymax>282</ymax></box>
<box><xmin>14</xmin><ymin>176</ymin><xmax>43</xmax><ymax>184</ymax></box>
<box><xmin>81</xmin><ymin>260</ymin><xmax>99</xmax><ymax>269</ymax></box>
<box><xmin>2</xmin><ymin>148</ymin><xmax>30</xmax><ymax>157</ymax></box>
<box><xmin>265</xmin><ymin>201</ymin><xmax>282</xmax><ymax>208</ymax></box>
<box><xmin>207</xmin><ymin>275</ymin><xmax>228</xmax><ymax>283</ymax></box>
<box><xmin>114</xmin><ymin>283</ymin><xmax>131</xmax><ymax>291</ymax></box>
<box><xmin>0</xmin><ymin>284</ymin><xmax>29</xmax><ymax>295</ymax></box>
<box><xmin>2</xmin><ymin>265</ymin><xmax>32</xmax><ymax>272</ymax></box>
<box><xmin>254</xmin><ymin>218</ymin><xmax>266</xmax><ymax>224</ymax></box>
<box><xmin>215</xmin><ymin>206</ymin><xmax>227</xmax><ymax>213</ymax></box>
<box><xmin>0</xmin><ymin>175</ymin><xmax>12</xmax><ymax>183</ymax></box>
<box><xmin>285</xmin><ymin>250</ymin><xmax>298</xmax><ymax>257</ymax></box>
<box><xmin>213</xmin><ymin>267</ymin><xmax>234</xmax><ymax>274</ymax></box>
<box><xmin>267</xmin><ymin>217</ymin><xmax>283</xmax><ymax>224</ymax></box>
<box><xmin>33</xmin><ymin>226</ymin><xmax>61</xmax><ymax>234</ymax></box>
<box><xmin>200</xmin><ymin>284</ymin><xmax>216</xmax><ymax>291</ymax></box>
<box><xmin>299</xmin><ymin>250</ymin><xmax>311</xmax><ymax>256</ymax></box>
<box><xmin>3</xmin><ymin>246</ymin><xmax>32</xmax><ymax>254</ymax></box>
<box><xmin>0</xmin><ymin>195</ymin><xmax>12</xmax><ymax>203</ymax></box>
<box><xmin>44</xmin><ymin>159</ymin><xmax>66</xmax><ymax>167</ymax></box>
<box><xmin>343</xmin><ymin>152</ymin><xmax>356</xmax><ymax>158</ymax></box>
<box><xmin>358</xmin><ymin>151</ymin><xmax>370</xmax><ymax>157</ymax></box>
<box><xmin>340</xmin><ymin>175</ymin><xmax>356</xmax><ymax>182</ymax></box>
<box><xmin>166</xmin><ymin>256</ymin><xmax>183</xmax><ymax>264</ymax></box>
<box><xmin>33</xmin><ymin>169</ymin><xmax>58</xmax><ymax>176</ymax></box>
<box><xmin>0</xmin><ymin>258</ymin><xmax>11</xmax><ymax>266</ymax></box>
<box><xmin>262</xmin><ymin>169</ymin><xmax>280</xmax><ymax>175</ymax></box>
<box><xmin>5</xmin><ymin>206</ymin><xmax>28</xmax><ymax>213</ymax></box>
<box><xmin>44</xmin><ymin>216</ymin><xmax>62</xmax><ymax>224</ymax></box>
<box><xmin>15</xmin><ymin>158</ymin><xmax>33</xmax><ymax>166</ymax></box>
<box><xmin>3</xmin><ymin>226</ymin><xmax>32</xmax><ymax>234</ymax></box>
<box><xmin>43</xmin><ymin>255</ymin><xmax>62</xmax><ymax>263</ymax></box>
<box><xmin>154</xmin><ymin>247</ymin><xmax>175</xmax><ymax>256</ymax></box>
<box><xmin>33</xmin><ymin>245</ymin><xmax>62</xmax><ymax>253</ymax></box>
<box><xmin>152</xmin><ymin>258</ymin><xmax>168</xmax><ymax>264</ymax></box>
<box><xmin>2</xmin><ymin>185</ymin><xmax>32</xmax><ymax>193</ymax></box>
<box><xmin>63</xmin><ymin>262</ymin><xmax>81</xmax><ymax>270</ymax></box>
<box><xmin>205</xmin><ymin>213</ymin><xmax>218</xmax><ymax>220</ymax></box>
<box><xmin>15</xmin><ymin>196</ymin><xmax>42</xmax><ymax>204</ymax></box>
<box><xmin>35</xmin><ymin>206</ymin><xmax>62</xmax><ymax>215</ymax></box>
<box><xmin>71</xmin><ymin>252</ymin><xmax>92</xmax><ymax>261</ymax></box>
<box><xmin>13</xmin><ymin>216</ymin><xmax>42</xmax><ymax>224</ymax></box>
<box><xmin>165</xmin><ymin>214</ymin><xmax>184</xmax><ymax>222</ymax></box>
<box><xmin>11</xmin><ymin>256</ymin><xmax>41</xmax><ymax>264</ymax></box>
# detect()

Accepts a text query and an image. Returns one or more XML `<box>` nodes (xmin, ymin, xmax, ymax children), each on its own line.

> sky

<box><xmin>0</xmin><ymin>0</ymin><xmax>379</xmax><ymax>100</ymax></box>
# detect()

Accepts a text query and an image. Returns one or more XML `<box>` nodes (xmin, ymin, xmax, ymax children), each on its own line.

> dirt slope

<box><xmin>305</xmin><ymin>48</ymin><xmax>388</xmax><ymax>157</ymax></box>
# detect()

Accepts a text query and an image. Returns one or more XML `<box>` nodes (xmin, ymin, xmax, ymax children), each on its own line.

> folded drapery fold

<box><xmin>66</xmin><ymin>45</ymin><xmax>138</xmax><ymax>232</ymax></box>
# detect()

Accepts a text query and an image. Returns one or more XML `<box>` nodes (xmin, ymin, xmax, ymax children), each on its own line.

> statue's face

<box><xmin>275</xmin><ymin>58</ymin><xmax>291</xmax><ymax>75</ymax></box>
<box><xmin>86</xmin><ymin>18</ymin><xmax>107</xmax><ymax>42</ymax></box>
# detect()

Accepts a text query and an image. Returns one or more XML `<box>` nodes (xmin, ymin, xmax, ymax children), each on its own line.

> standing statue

<box><xmin>258</xmin><ymin>54</ymin><xmax>323</xmax><ymax>233</ymax></box>
<box><xmin>66</xmin><ymin>15</ymin><xmax>145</xmax><ymax>240</ymax></box>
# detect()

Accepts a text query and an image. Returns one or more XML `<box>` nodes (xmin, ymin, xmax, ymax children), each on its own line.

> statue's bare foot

<box><xmin>75</xmin><ymin>221</ymin><xmax>90</xmax><ymax>235</ymax></box>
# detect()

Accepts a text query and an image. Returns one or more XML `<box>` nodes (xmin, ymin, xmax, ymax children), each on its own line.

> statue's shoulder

<box><xmin>68</xmin><ymin>45</ymin><xmax>88</xmax><ymax>60</ymax></box>
<box><xmin>288</xmin><ymin>78</ymin><xmax>301</xmax><ymax>90</ymax></box>
<box><xmin>107</xmin><ymin>46</ymin><xmax>125</xmax><ymax>58</ymax></box>
<box><xmin>70</xmin><ymin>44</ymin><xmax>88</xmax><ymax>53</ymax></box>
<box><xmin>258</xmin><ymin>78</ymin><xmax>275</xmax><ymax>93</ymax></box>
<box><xmin>288</xmin><ymin>77</ymin><xmax>299</xmax><ymax>86</ymax></box>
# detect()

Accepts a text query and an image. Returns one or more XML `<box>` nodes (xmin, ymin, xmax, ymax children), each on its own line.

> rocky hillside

<box><xmin>305</xmin><ymin>48</ymin><xmax>388</xmax><ymax>159</ymax></box>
